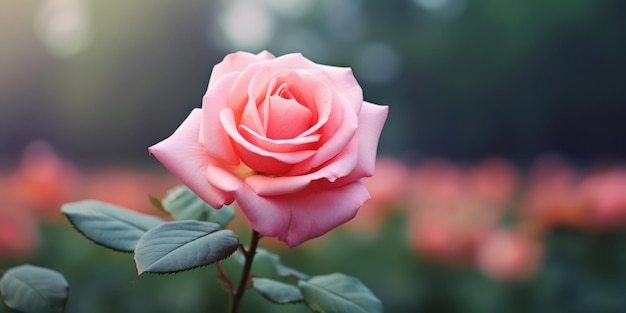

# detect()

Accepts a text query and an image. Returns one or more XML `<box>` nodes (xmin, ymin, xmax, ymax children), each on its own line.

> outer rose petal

<box><xmin>316</xmin><ymin>65</ymin><xmax>363</xmax><ymax>111</ymax></box>
<box><xmin>149</xmin><ymin>109</ymin><xmax>234</xmax><ymax>208</ymax></box>
<box><xmin>201</xmin><ymin>72</ymin><xmax>240</xmax><ymax>165</ymax></box>
<box><xmin>327</xmin><ymin>102</ymin><xmax>389</xmax><ymax>186</ymax></box>
<box><xmin>208</xmin><ymin>51</ymin><xmax>275</xmax><ymax>88</ymax></box>
<box><xmin>207</xmin><ymin>164</ymin><xmax>371</xmax><ymax>247</ymax></box>
<box><xmin>239</xmin><ymin>181</ymin><xmax>370</xmax><ymax>247</ymax></box>
<box><xmin>343</xmin><ymin>102</ymin><xmax>389</xmax><ymax>178</ymax></box>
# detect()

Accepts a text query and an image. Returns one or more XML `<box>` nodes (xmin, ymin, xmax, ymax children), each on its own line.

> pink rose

<box><xmin>149</xmin><ymin>51</ymin><xmax>388</xmax><ymax>246</ymax></box>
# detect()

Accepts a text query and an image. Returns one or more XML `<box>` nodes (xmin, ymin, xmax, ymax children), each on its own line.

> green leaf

<box><xmin>252</xmin><ymin>277</ymin><xmax>304</xmax><ymax>304</ymax></box>
<box><xmin>273</xmin><ymin>259</ymin><xmax>309</xmax><ymax>281</ymax></box>
<box><xmin>161</xmin><ymin>185</ymin><xmax>235</xmax><ymax>227</ymax></box>
<box><xmin>134</xmin><ymin>220</ymin><xmax>239</xmax><ymax>275</ymax></box>
<box><xmin>0</xmin><ymin>264</ymin><xmax>69</xmax><ymax>313</ymax></box>
<box><xmin>258</xmin><ymin>249</ymin><xmax>309</xmax><ymax>280</ymax></box>
<box><xmin>232</xmin><ymin>249</ymin><xmax>309</xmax><ymax>280</ymax></box>
<box><xmin>61</xmin><ymin>200</ymin><xmax>165</xmax><ymax>252</ymax></box>
<box><xmin>298</xmin><ymin>273</ymin><xmax>382</xmax><ymax>313</ymax></box>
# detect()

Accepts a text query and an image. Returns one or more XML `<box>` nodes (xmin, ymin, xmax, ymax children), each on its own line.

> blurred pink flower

<box><xmin>0</xmin><ymin>207</ymin><xmax>38</xmax><ymax>259</ymax></box>
<box><xmin>81</xmin><ymin>167</ymin><xmax>179</xmax><ymax>217</ymax></box>
<box><xmin>408</xmin><ymin>158</ymin><xmax>464</xmax><ymax>208</ymax></box>
<box><xmin>579</xmin><ymin>167</ymin><xmax>626</xmax><ymax>230</ymax></box>
<box><xmin>408</xmin><ymin>201</ymin><xmax>501</xmax><ymax>265</ymax></box>
<box><xmin>521</xmin><ymin>155</ymin><xmax>588</xmax><ymax>229</ymax></box>
<box><xmin>466</xmin><ymin>157</ymin><xmax>520</xmax><ymax>207</ymax></box>
<box><xmin>476</xmin><ymin>228</ymin><xmax>543</xmax><ymax>281</ymax></box>
<box><xmin>406</xmin><ymin>158</ymin><xmax>512</xmax><ymax>265</ymax></box>
<box><xmin>14</xmin><ymin>141</ymin><xmax>80</xmax><ymax>221</ymax></box>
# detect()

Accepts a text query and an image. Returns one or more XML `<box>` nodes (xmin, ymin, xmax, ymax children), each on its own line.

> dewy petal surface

<box><xmin>149</xmin><ymin>109</ymin><xmax>234</xmax><ymax>208</ymax></box>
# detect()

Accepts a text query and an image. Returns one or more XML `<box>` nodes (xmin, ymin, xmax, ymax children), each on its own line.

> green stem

<box><xmin>229</xmin><ymin>229</ymin><xmax>261</xmax><ymax>313</ymax></box>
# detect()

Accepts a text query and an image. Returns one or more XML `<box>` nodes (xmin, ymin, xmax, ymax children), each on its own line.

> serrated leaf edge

<box><xmin>62</xmin><ymin>205</ymin><xmax>164</xmax><ymax>253</ymax></box>
<box><xmin>134</xmin><ymin>223</ymin><xmax>239</xmax><ymax>276</ymax></box>
<box><xmin>298</xmin><ymin>274</ymin><xmax>382</xmax><ymax>313</ymax></box>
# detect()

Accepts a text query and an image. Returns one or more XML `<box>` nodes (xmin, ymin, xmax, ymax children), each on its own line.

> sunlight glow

<box><xmin>34</xmin><ymin>0</ymin><xmax>93</xmax><ymax>58</ymax></box>
<box><xmin>218</xmin><ymin>0</ymin><xmax>276</xmax><ymax>51</ymax></box>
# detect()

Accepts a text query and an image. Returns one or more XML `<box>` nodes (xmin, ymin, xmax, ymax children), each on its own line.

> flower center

<box><xmin>260</xmin><ymin>82</ymin><xmax>313</xmax><ymax>140</ymax></box>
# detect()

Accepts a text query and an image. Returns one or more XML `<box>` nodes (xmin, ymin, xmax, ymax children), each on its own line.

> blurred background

<box><xmin>1</xmin><ymin>0</ymin><xmax>626</xmax><ymax>312</ymax></box>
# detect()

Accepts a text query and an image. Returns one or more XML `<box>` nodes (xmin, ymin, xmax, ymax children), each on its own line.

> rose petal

<box><xmin>257</xmin><ymin>53</ymin><xmax>363</xmax><ymax>113</ymax></box>
<box><xmin>237</xmin><ymin>70</ymin><xmax>286</xmax><ymax>137</ymax></box>
<box><xmin>149</xmin><ymin>109</ymin><xmax>234</xmax><ymax>208</ymax></box>
<box><xmin>263</xmin><ymin>94</ymin><xmax>313</xmax><ymax>139</ymax></box>
<box><xmin>206</xmin><ymin>164</ymin><xmax>245</xmax><ymax>192</ymax></box>
<box><xmin>229</xmin><ymin>63</ymin><xmax>335</xmax><ymax>142</ymax></box>
<box><xmin>286</xmin><ymin>94</ymin><xmax>359</xmax><ymax>175</ymax></box>
<box><xmin>322</xmin><ymin>102</ymin><xmax>389</xmax><ymax>187</ymax></box>
<box><xmin>287</xmin><ymin>71</ymin><xmax>333</xmax><ymax>138</ymax></box>
<box><xmin>201</xmin><ymin>72</ymin><xmax>241</xmax><ymax>165</ymax></box>
<box><xmin>316</xmin><ymin>64</ymin><xmax>363</xmax><ymax>112</ymax></box>
<box><xmin>228</xmin><ymin>63</ymin><xmax>280</xmax><ymax>120</ymax></box>
<box><xmin>220</xmin><ymin>109</ymin><xmax>316</xmax><ymax>164</ymax></box>
<box><xmin>239</xmin><ymin>124</ymin><xmax>320</xmax><ymax>153</ymax></box>
<box><xmin>344</xmin><ymin>101</ymin><xmax>389</xmax><ymax>178</ymax></box>
<box><xmin>208</xmin><ymin>51</ymin><xmax>274</xmax><ymax>88</ymax></box>
<box><xmin>233</xmin><ymin>180</ymin><xmax>371</xmax><ymax>247</ymax></box>
<box><xmin>245</xmin><ymin>138</ymin><xmax>359</xmax><ymax>196</ymax></box>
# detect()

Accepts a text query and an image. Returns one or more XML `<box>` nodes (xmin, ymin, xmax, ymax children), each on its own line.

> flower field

<box><xmin>2</xmin><ymin>143</ymin><xmax>626</xmax><ymax>312</ymax></box>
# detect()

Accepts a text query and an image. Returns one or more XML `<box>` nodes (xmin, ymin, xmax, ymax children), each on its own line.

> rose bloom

<box><xmin>150</xmin><ymin>51</ymin><xmax>388</xmax><ymax>247</ymax></box>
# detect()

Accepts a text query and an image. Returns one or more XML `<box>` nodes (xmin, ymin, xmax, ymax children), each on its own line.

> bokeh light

<box><xmin>34</xmin><ymin>0</ymin><xmax>94</xmax><ymax>58</ymax></box>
